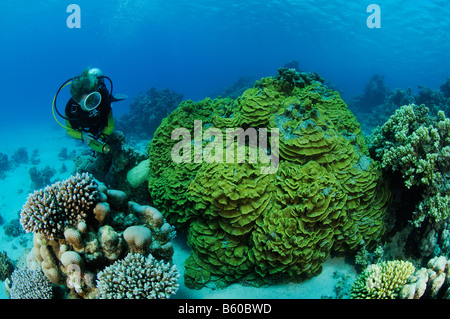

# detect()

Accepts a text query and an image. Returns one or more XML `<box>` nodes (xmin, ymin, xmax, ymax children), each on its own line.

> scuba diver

<box><xmin>52</xmin><ymin>67</ymin><xmax>127</xmax><ymax>154</ymax></box>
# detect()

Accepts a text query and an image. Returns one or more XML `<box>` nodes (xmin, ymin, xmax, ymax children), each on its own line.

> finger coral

<box><xmin>350</xmin><ymin>260</ymin><xmax>415</xmax><ymax>299</ymax></box>
<box><xmin>96</xmin><ymin>253</ymin><xmax>180</xmax><ymax>299</ymax></box>
<box><xmin>148</xmin><ymin>68</ymin><xmax>391</xmax><ymax>288</ymax></box>
<box><xmin>20</xmin><ymin>172</ymin><xmax>99</xmax><ymax>239</ymax></box>
<box><xmin>369</xmin><ymin>103</ymin><xmax>450</xmax><ymax>253</ymax></box>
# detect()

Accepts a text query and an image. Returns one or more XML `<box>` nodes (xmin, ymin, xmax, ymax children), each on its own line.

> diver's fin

<box><xmin>111</xmin><ymin>94</ymin><xmax>128</xmax><ymax>102</ymax></box>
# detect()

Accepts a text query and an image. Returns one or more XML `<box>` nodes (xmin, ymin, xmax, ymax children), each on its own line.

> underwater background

<box><xmin>1</xmin><ymin>0</ymin><xmax>450</xmax><ymax>300</ymax></box>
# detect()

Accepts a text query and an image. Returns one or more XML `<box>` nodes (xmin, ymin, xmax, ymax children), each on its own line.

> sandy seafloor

<box><xmin>0</xmin><ymin>123</ymin><xmax>358</xmax><ymax>299</ymax></box>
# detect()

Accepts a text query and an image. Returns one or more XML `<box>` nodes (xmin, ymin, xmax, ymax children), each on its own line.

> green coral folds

<box><xmin>148</xmin><ymin>69</ymin><xmax>391</xmax><ymax>288</ymax></box>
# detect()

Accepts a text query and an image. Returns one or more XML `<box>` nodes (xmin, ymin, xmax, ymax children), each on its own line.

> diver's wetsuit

<box><xmin>64</xmin><ymin>83</ymin><xmax>115</xmax><ymax>140</ymax></box>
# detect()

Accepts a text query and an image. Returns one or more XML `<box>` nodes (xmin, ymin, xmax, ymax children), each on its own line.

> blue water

<box><xmin>1</xmin><ymin>0</ymin><xmax>449</xmax><ymax>127</ymax></box>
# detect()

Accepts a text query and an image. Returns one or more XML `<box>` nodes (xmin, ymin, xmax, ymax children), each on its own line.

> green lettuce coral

<box><xmin>148</xmin><ymin>68</ymin><xmax>391</xmax><ymax>288</ymax></box>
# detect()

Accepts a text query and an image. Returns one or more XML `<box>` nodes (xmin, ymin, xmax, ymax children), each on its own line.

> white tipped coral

<box><xmin>8</xmin><ymin>268</ymin><xmax>53</xmax><ymax>299</ymax></box>
<box><xmin>96</xmin><ymin>253</ymin><xmax>180</xmax><ymax>299</ymax></box>
<box><xmin>20</xmin><ymin>173</ymin><xmax>99</xmax><ymax>239</ymax></box>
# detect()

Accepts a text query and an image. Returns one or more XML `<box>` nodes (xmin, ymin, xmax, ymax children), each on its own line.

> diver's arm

<box><xmin>102</xmin><ymin>111</ymin><xmax>115</xmax><ymax>136</ymax></box>
<box><xmin>65</xmin><ymin>119</ymin><xmax>83</xmax><ymax>140</ymax></box>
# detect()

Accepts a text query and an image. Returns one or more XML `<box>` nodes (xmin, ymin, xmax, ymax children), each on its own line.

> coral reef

<box><xmin>96</xmin><ymin>253</ymin><xmax>179</xmax><ymax>299</ymax></box>
<box><xmin>19</xmin><ymin>173</ymin><xmax>177</xmax><ymax>299</ymax></box>
<box><xmin>215</xmin><ymin>76</ymin><xmax>256</xmax><ymax>100</ymax></box>
<box><xmin>350</xmin><ymin>260</ymin><xmax>415</xmax><ymax>299</ymax></box>
<box><xmin>349</xmin><ymin>74</ymin><xmax>389</xmax><ymax>113</ymax></box>
<box><xmin>440</xmin><ymin>78</ymin><xmax>450</xmax><ymax>99</ymax></box>
<box><xmin>368</xmin><ymin>104</ymin><xmax>449</xmax><ymax>191</ymax></box>
<box><xmin>348</xmin><ymin>76</ymin><xmax>450</xmax><ymax>135</ymax></box>
<box><xmin>6</xmin><ymin>268</ymin><xmax>53</xmax><ymax>299</ymax></box>
<box><xmin>73</xmin><ymin>131</ymin><xmax>149</xmax><ymax>204</ymax></box>
<box><xmin>28</xmin><ymin>165</ymin><xmax>56</xmax><ymax>190</ymax></box>
<box><xmin>20</xmin><ymin>172</ymin><xmax>99</xmax><ymax>239</ymax></box>
<box><xmin>368</xmin><ymin>103</ymin><xmax>450</xmax><ymax>260</ymax></box>
<box><xmin>0</xmin><ymin>251</ymin><xmax>15</xmax><ymax>281</ymax></box>
<box><xmin>0</xmin><ymin>152</ymin><xmax>10</xmax><ymax>179</ymax></box>
<box><xmin>147</xmin><ymin>68</ymin><xmax>391</xmax><ymax>288</ymax></box>
<box><xmin>11</xmin><ymin>147</ymin><xmax>28</xmax><ymax>165</ymax></box>
<box><xmin>117</xmin><ymin>87</ymin><xmax>184</xmax><ymax>140</ymax></box>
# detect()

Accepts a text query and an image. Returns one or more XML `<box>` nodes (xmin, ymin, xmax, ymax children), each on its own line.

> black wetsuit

<box><xmin>64</xmin><ymin>84</ymin><xmax>112</xmax><ymax>137</ymax></box>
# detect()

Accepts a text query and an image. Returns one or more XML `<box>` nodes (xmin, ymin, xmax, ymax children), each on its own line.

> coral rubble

<box><xmin>147</xmin><ymin>68</ymin><xmax>391</xmax><ymax>288</ymax></box>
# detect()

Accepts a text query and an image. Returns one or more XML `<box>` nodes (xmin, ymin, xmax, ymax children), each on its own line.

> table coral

<box><xmin>148</xmin><ymin>68</ymin><xmax>391</xmax><ymax>288</ymax></box>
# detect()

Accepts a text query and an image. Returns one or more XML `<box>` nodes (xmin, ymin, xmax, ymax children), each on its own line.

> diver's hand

<box><xmin>82</xmin><ymin>132</ymin><xmax>95</xmax><ymax>144</ymax></box>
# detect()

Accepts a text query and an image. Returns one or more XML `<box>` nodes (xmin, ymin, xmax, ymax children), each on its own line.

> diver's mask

<box><xmin>80</xmin><ymin>91</ymin><xmax>102</xmax><ymax>111</ymax></box>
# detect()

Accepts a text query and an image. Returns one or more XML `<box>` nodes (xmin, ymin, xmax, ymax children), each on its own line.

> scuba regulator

<box><xmin>52</xmin><ymin>70</ymin><xmax>115</xmax><ymax>154</ymax></box>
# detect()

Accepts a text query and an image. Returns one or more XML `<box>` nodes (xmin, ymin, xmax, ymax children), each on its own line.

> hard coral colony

<box><xmin>17</xmin><ymin>172</ymin><xmax>178</xmax><ymax>299</ymax></box>
<box><xmin>147</xmin><ymin>68</ymin><xmax>391</xmax><ymax>289</ymax></box>
<box><xmin>11</xmin><ymin>68</ymin><xmax>450</xmax><ymax>299</ymax></box>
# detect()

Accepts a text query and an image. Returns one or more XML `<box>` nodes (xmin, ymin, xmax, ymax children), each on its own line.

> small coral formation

<box><xmin>350</xmin><ymin>260</ymin><xmax>415</xmax><ymax>299</ymax></box>
<box><xmin>19</xmin><ymin>173</ymin><xmax>177</xmax><ymax>299</ymax></box>
<box><xmin>0</xmin><ymin>251</ymin><xmax>15</xmax><ymax>281</ymax></box>
<box><xmin>6</xmin><ymin>268</ymin><xmax>53</xmax><ymax>299</ymax></box>
<box><xmin>28</xmin><ymin>165</ymin><xmax>56</xmax><ymax>189</ymax></box>
<box><xmin>20</xmin><ymin>172</ymin><xmax>99</xmax><ymax>239</ymax></box>
<box><xmin>399</xmin><ymin>256</ymin><xmax>450</xmax><ymax>299</ymax></box>
<box><xmin>0</xmin><ymin>152</ymin><xmax>10</xmax><ymax>179</ymax></box>
<box><xmin>117</xmin><ymin>87</ymin><xmax>184</xmax><ymax>139</ymax></box>
<box><xmin>148</xmin><ymin>68</ymin><xmax>391</xmax><ymax>288</ymax></box>
<box><xmin>96</xmin><ymin>253</ymin><xmax>179</xmax><ymax>299</ymax></box>
<box><xmin>349</xmin><ymin>74</ymin><xmax>389</xmax><ymax>113</ymax></box>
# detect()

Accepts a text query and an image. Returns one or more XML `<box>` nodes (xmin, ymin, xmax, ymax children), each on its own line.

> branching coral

<box><xmin>20</xmin><ymin>172</ymin><xmax>99</xmax><ymax>239</ymax></box>
<box><xmin>0</xmin><ymin>251</ymin><xmax>14</xmax><ymax>281</ymax></box>
<box><xmin>7</xmin><ymin>268</ymin><xmax>53</xmax><ymax>299</ymax></box>
<box><xmin>350</xmin><ymin>260</ymin><xmax>415</xmax><ymax>299</ymax></box>
<box><xmin>96</xmin><ymin>253</ymin><xmax>179</xmax><ymax>299</ymax></box>
<box><xmin>369</xmin><ymin>104</ymin><xmax>450</xmax><ymax>230</ymax></box>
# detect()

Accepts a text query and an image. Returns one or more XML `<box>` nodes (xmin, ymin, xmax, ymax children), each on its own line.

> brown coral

<box><xmin>123</xmin><ymin>225</ymin><xmax>152</xmax><ymax>253</ymax></box>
